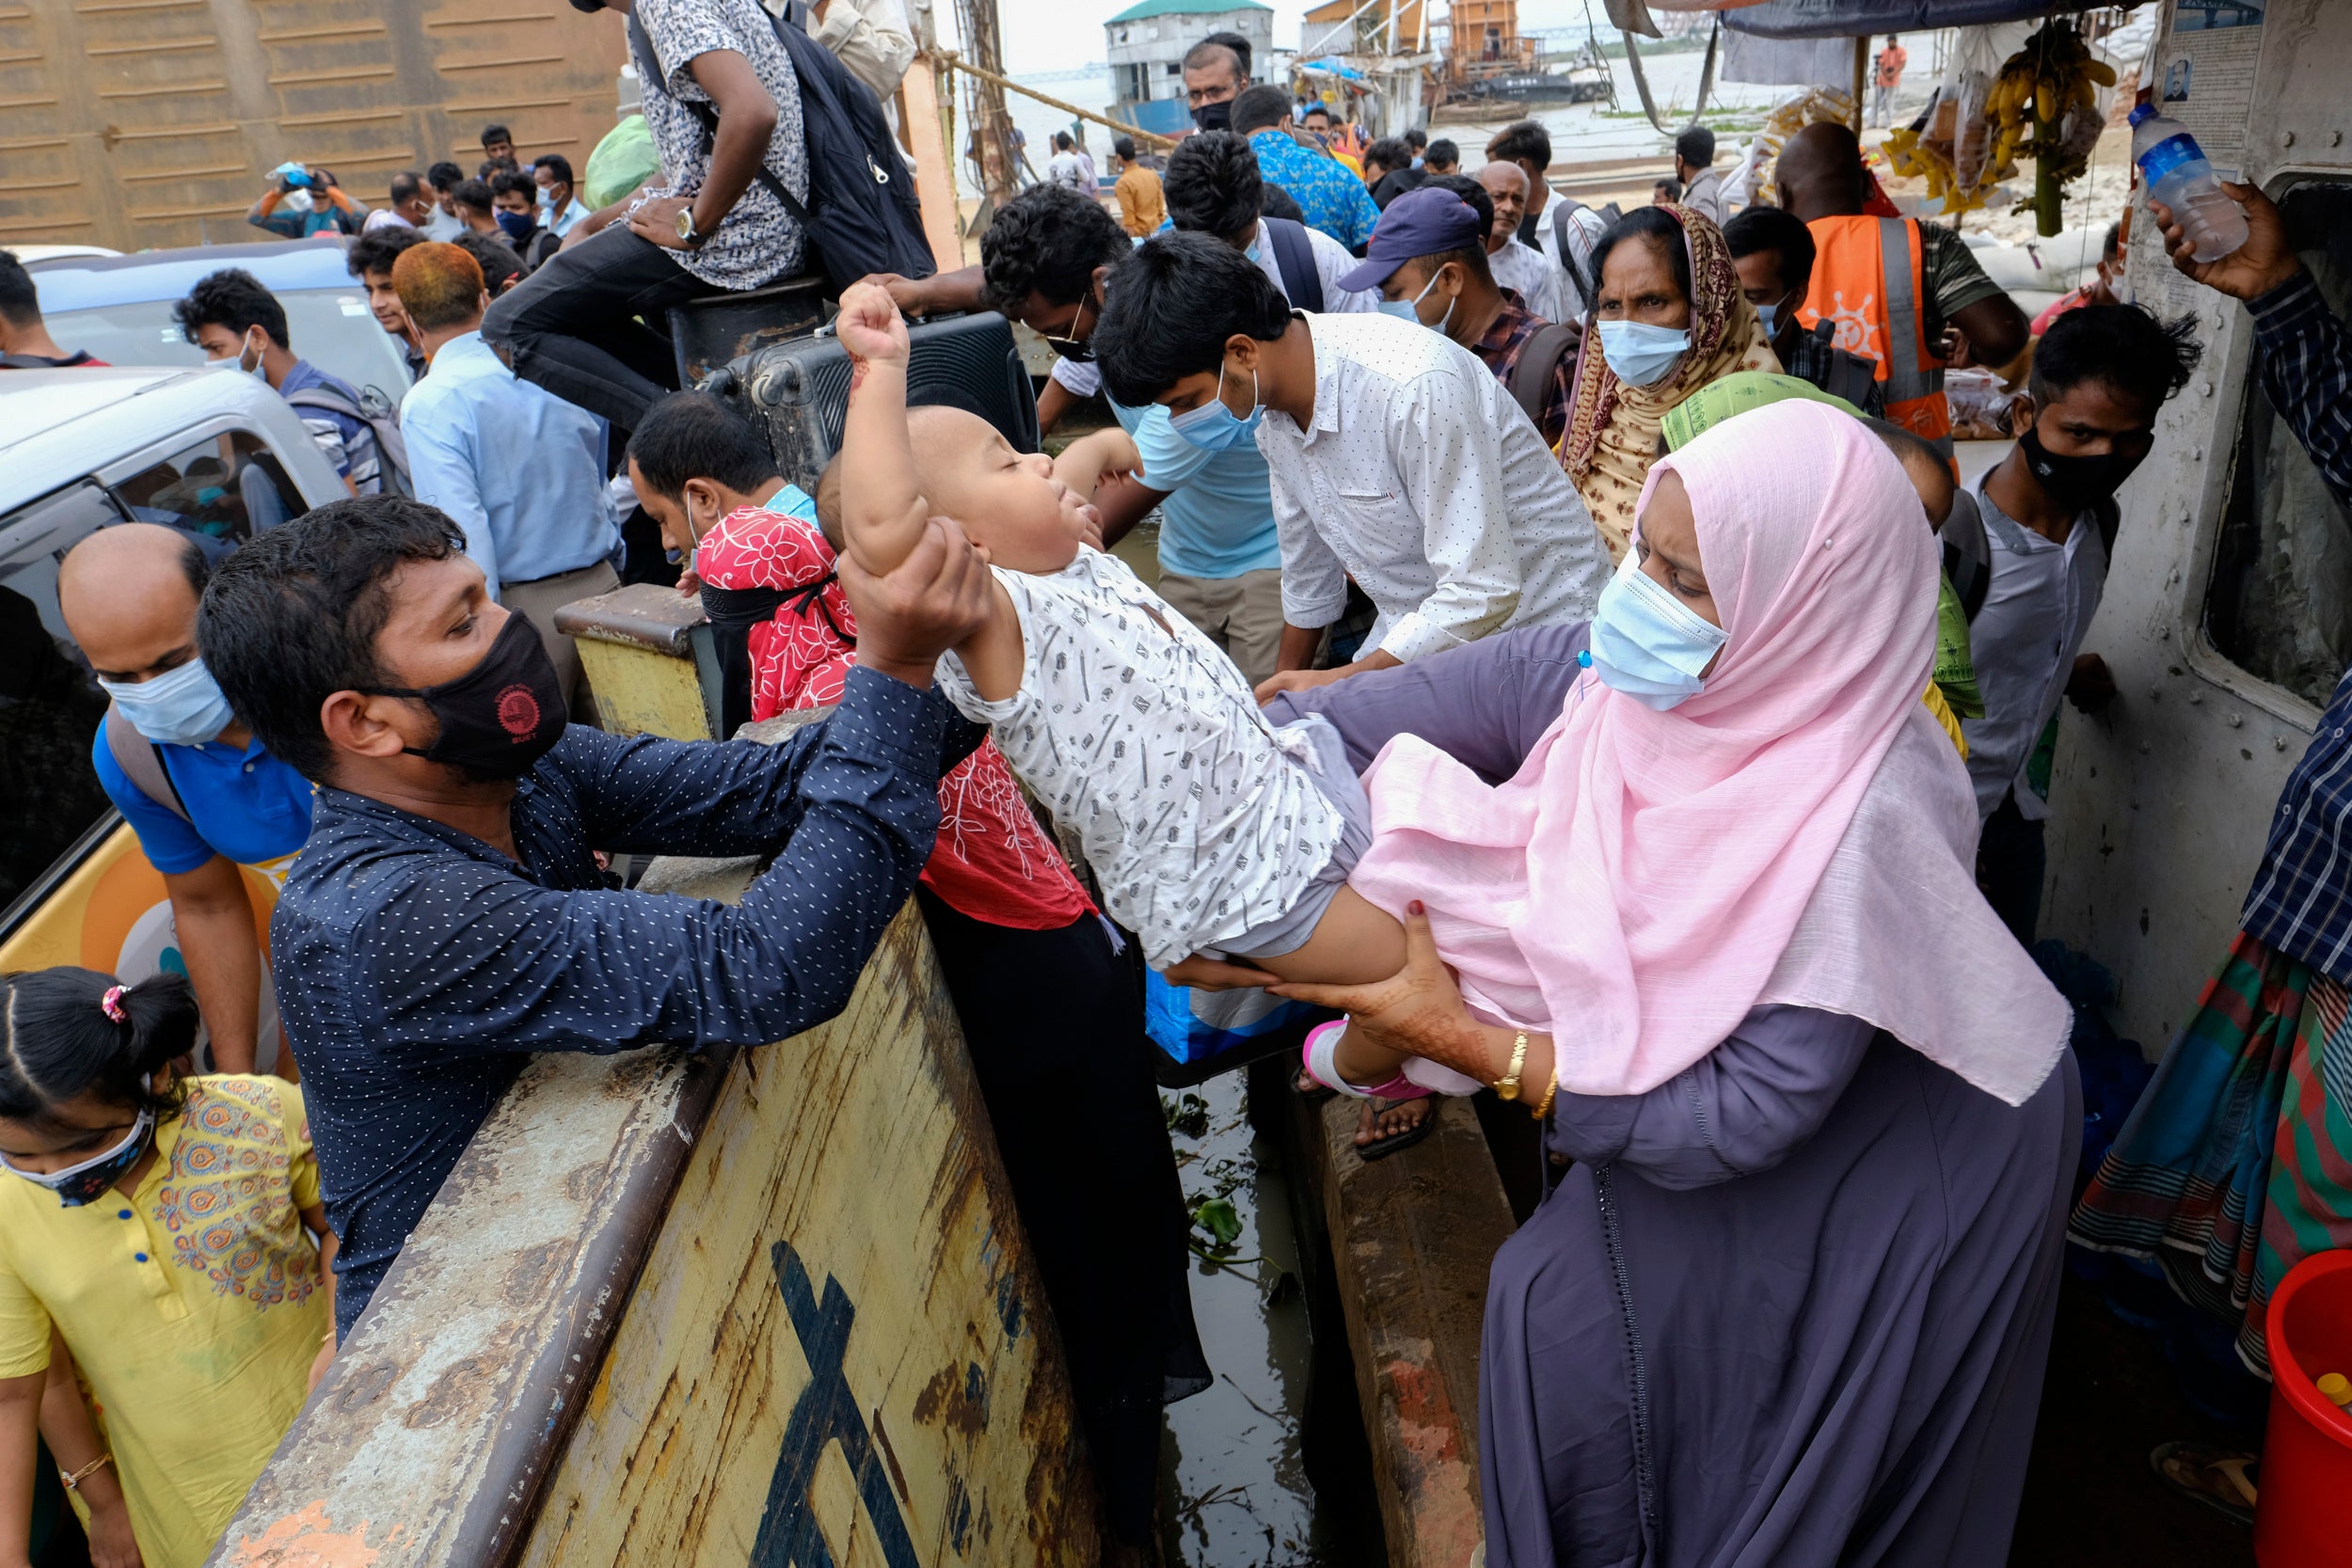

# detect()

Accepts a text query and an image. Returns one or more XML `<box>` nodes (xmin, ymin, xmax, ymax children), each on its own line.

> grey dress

<box><xmin>1268</xmin><ymin>626</ymin><xmax>2082</xmax><ymax>1568</ymax></box>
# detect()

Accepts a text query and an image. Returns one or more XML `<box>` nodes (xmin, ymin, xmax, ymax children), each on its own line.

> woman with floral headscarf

<box><xmin>1562</xmin><ymin>203</ymin><xmax>1781</xmax><ymax>559</ymax></box>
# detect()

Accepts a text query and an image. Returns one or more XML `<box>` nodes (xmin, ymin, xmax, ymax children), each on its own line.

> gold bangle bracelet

<box><xmin>1529</xmin><ymin>1066</ymin><xmax>1559</xmax><ymax>1121</ymax></box>
<box><xmin>1495</xmin><ymin>1030</ymin><xmax>1529</xmax><ymax>1101</ymax></box>
<box><xmin>60</xmin><ymin>1451</ymin><xmax>113</xmax><ymax>1492</ymax></box>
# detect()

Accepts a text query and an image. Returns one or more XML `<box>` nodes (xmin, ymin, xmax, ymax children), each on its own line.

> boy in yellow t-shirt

<box><xmin>0</xmin><ymin>968</ymin><xmax>335</xmax><ymax>1568</ymax></box>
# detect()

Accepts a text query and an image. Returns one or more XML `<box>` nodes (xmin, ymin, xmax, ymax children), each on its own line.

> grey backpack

<box><xmin>283</xmin><ymin>382</ymin><xmax>412</xmax><ymax>498</ymax></box>
<box><xmin>103</xmin><ymin>705</ymin><xmax>192</xmax><ymax>824</ymax></box>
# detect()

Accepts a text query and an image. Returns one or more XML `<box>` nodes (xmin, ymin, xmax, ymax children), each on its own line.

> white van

<box><xmin>0</xmin><ymin>367</ymin><xmax>346</xmax><ymax>1067</ymax></box>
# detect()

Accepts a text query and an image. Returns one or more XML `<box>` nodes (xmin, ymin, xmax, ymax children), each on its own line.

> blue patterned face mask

<box><xmin>1587</xmin><ymin>549</ymin><xmax>1726</xmax><ymax>710</ymax></box>
<box><xmin>3</xmin><ymin>1099</ymin><xmax>153</xmax><ymax>1209</ymax></box>
<box><xmin>1169</xmin><ymin>360</ymin><xmax>1265</xmax><ymax>452</ymax></box>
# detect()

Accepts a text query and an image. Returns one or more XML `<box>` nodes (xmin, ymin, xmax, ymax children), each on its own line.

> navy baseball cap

<box><xmin>1337</xmin><ymin>186</ymin><xmax>1488</xmax><ymax>293</ymax></box>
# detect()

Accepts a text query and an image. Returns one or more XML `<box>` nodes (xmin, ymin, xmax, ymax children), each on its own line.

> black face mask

<box><xmin>2018</xmin><ymin>421</ymin><xmax>2145</xmax><ymax>511</ymax></box>
<box><xmin>1040</xmin><ymin>290</ymin><xmax>1095</xmax><ymax>363</ymax></box>
<box><xmin>366</xmin><ymin>610</ymin><xmax>568</xmax><ymax>779</ymax></box>
<box><xmin>1193</xmin><ymin>98</ymin><xmax>1232</xmax><ymax>132</ymax></box>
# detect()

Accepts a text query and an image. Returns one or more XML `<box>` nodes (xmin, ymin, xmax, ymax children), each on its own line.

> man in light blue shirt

<box><xmin>532</xmin><ymin>153</ymin><xmax>593</xmax><ymax>239</ymax></box>
<box><xmin>392</xmin><ymin>241</ymin><xmax>621</xmax><ymax>712</ymax></box>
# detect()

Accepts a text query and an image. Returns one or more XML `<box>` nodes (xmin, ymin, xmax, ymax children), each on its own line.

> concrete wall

<box><xmin>3</xmin><ymin>1</ymin><xmax>628</xmax><ymax>252</ymax></box>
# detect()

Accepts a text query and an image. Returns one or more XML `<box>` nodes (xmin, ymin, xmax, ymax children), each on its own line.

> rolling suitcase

<box><xmin>727</xmin><ymin>310</ymin><xmax>1040</xmax><ymax>494</ymax></box>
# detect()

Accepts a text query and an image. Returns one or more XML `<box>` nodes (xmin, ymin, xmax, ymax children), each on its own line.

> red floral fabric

<box><xmin>695</xmin><ymin>505</ymin><xmax>1095</xmax><ymax>930</ymax></box>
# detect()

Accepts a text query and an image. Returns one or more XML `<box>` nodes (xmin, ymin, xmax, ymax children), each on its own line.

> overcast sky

<box><xmin>990</xmin><ymin>0</ymin><xmax>1610</xmax><ymax>75</ymax></box>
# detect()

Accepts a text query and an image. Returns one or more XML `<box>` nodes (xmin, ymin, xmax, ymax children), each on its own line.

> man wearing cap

<box><xmin>1350</xmin><ymin>185</ymin><xmax>1579</xmax><ymax>446</ymax></box>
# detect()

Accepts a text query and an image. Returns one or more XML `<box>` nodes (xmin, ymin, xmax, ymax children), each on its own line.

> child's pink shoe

<box><xmin>1300</xmin><ymin>1020</ymin><xmax>1431</xmax><ymax>1103</ymax></box>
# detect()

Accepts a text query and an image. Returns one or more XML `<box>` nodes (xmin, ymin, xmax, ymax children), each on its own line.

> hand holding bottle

<box><xmin>2149</xmin><ymin>182</ymin><xmax>2301</xmax><ymax>302</ymax></box>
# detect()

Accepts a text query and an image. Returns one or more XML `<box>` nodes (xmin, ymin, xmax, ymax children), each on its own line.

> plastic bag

<box><xmin>583</xmin><ymin>114</ymin><xmax>660</xmax><ymax>211</ymax></box>
<box><xmin>1944</xmin><ymin>25</ymin><xmax>2011</xmax><ymax>194</ymax></box>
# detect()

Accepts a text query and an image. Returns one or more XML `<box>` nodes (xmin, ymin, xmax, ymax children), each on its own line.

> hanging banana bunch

<box><xmin>1989</xmin><ymin>20</ymin><xmax>2117</xmax><ymax>234</ymax></box>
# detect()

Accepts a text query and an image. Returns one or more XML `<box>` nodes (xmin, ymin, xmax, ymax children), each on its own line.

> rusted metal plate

<box><xmin>516</xmin><ymin>902</ymin><xmax>1099</xmax><ymax>1568</ymax></box>
<box><xmin>562</xmin><ymin>585</ymin><xmax>719</xmax><ymax>741</ymax></box>
<box><xmin>210</xmin><ymin>744</ymin><xmax>1095</xmax><ymax>1565</ymax></box>
<box><xmin>554</xmin><ymin>581</ymin><xmax>707</xmax><ymax>655</ymax></box>
<box><xmin>3</xmin><ymin>3</ymin><xmax>627</xmax><ymax>250</ymax></box>
<box><xmin>213</xmin><ymin>1035</ymin><xmax>736</xmax><ymax>1568</ymax></box>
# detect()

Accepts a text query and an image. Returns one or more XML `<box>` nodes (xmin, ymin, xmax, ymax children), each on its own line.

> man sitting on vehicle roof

<box><xmin>0</xmin><ymin>250</ymin><xmax>104</xmax><ymax>369</ymax></box>
<box><xmin>175</xmin><ymin>268</ymin><xmax>383</xmax><ymax>498</ymax></box>
<box><xmin>196</xmin><ymin>493</ymin><xmax>992</xmax><ymax>1343</ymax></box>
<box><xmin>484</xmin><ymin>0</ymin><xmax>817</xmax><ymax>438</ymax></box>
<box><xmin>58</xmin><ymin>525</ymin><xmax>312</xmax><ymax>1077</ymax></box>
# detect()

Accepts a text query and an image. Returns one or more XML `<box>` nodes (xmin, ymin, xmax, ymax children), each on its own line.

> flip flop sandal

<box><xmin>1299</xmin><ymin>1021</ymin><xmax>1434</xmax><ymax>1103</ymax></box>
<box><xmin>2149</xmin><ymin>1440</ymin><xmax>2257</xmax><ymax>1527</ymax></box>
<box><xmin>1295</xmin><ymin>1064</ymin><xmax>1338</xmax><ymax>1105</ymax></box>
<box><xmin>1357</xmin><ymin>1096</ymin><xmax>1438</xmax><ymax>1163</ymax></box>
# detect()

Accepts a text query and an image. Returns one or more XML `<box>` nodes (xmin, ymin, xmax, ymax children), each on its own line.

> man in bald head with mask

<box><xmin>58</xmin><ymin>523</ymin><xmax>315</xmax><ymax>1074</ymax></box>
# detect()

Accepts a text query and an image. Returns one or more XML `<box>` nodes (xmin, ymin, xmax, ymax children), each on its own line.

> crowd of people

<box><xmin>5</xmin><ymin>5</ymin><xmax>2350</xmax><ymax>1562</ymax></box>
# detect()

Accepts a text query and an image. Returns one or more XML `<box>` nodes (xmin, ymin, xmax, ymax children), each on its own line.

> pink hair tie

<box><xmin>100</xmin><ymin>985</ymin><xmax>128</xmax><ymax>1024</ymax></box>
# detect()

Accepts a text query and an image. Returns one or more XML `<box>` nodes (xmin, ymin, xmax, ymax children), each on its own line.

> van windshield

<box><xmin>45</xmin><ymin>286</ymin><xmax>413</xmax><ymax>408</ymax></box>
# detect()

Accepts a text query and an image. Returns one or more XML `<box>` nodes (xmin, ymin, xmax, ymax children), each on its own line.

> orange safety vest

<box><xmin>1798</xmin><ymin>214</ymin><xmax>1954</xmax><ymax>463</ymax></box>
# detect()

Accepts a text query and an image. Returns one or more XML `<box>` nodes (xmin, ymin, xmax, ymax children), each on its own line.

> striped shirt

<box><xmin>2237</xmin><ymin>271</ymin><xmax>2352</xmax><ymax>978</ymax></box>
<box><xmin>278</xmin><ymin>359</ymin><xmax>381</xmax><ymax>493</ymax></box>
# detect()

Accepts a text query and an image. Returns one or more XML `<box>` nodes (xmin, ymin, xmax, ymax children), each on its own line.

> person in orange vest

<box><xmin>1776</xmin><ymin>122</ymin><xmax>2031</xmax><ymax>467</ymax></box>
<box><xmin>1871</xmin><ymin>35</ymin><xmax>1908</xmax><ymax>127</ymax></box>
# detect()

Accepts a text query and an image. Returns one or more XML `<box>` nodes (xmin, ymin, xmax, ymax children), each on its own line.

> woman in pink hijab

<box><xmin>1263</xmin><ymin>402</ymin><xmax>2080</xmax><ymax>1567</ymax></box>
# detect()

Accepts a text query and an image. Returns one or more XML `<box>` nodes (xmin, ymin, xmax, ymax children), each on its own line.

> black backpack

<box><xmin>1261</xmin><ymin>217</ymin><xmax>1324</xmax><ymax>312</ymax></box>
<box><xmin>627</xmin><ymin>5</ymin><xmax>933</xmax><ymax>293</ymax></box>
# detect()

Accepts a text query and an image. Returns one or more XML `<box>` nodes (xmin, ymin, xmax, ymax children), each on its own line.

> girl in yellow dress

<box><xmin>0</xmin><ymin>969</ymin><xmax>336</xmax><ymax>1568</ymax></box>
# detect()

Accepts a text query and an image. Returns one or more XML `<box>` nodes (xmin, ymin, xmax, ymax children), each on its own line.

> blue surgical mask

<box><xmin>1756</xmin><ymin>304</ymin><xmax>1777</xmax><ymax>338</ymax></box>
<box><xmin>1587</xmin><ymin>550</ymin><xmax>1726</xmax><ymax>710</ymax></box>
<box><xmin>496</xmin><ymin>210</ymin><xmax>536</xmax><ymax>243</ymax></box>
<box><xmin>1377</xmin><ymin>271</ymin><xmax>1455</xmax><ymax>337</ymax></box>
<box><xmin>3</xmin><ymin>1101</ymin><xmax>153</xmax><ymax>1209</ymax></box>
<box><xmin>1169</xmin><ymin>360</ymin><xmax>1265</xmax><ymax>452</ymax></box>
<box><xmin>1244</xmin><ymin>242</ymin><xmax>1263</xmax><ymax>264</ymax></box>
<box><xmin>1597</xmin><ymin>319</ymin><xmax>1692</xmax><ymax>388</ymax></box>
<box><xmin>98</xmin><ymin>657</ymin><xmax>236</xmax><ymax>746</ymax></box>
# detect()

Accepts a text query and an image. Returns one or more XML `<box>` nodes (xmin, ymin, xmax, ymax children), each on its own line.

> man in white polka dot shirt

<box><xmin>1097</xmin><ymin>231</ymin><xmax>1608</xmax><ymax>702</ymax></box>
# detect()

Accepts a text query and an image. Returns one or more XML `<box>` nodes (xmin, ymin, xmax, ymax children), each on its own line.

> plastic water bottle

<box><xmin>2129</xmin><ymin>104</ymin><xmax>2249</xmax><ymax>262</ymax></box>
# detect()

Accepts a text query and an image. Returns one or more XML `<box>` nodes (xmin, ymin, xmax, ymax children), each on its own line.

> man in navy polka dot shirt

<box><xmin>199</xmin><ymin>496</ymin><xmax>993</xmax><ymax>1340</ymax></box>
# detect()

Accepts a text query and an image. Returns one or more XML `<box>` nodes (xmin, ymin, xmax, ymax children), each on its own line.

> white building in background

<box><xmin>1105</xmin><ymin>0</ymin><xmax>1273</xmax><ymax>124</ymax></box>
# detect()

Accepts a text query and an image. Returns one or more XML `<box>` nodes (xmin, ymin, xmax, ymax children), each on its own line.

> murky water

<box><xmin>1157</xmin><ymin>1069</ymin><xmax>1373</xmax><ymax>1567</ymax></box>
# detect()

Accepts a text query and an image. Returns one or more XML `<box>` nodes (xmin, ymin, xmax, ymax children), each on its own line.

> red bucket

<box><xmin>2260</xmin><ymin>1250</ymin><xmax>2352</xmax><ymax>1565</ymax></box>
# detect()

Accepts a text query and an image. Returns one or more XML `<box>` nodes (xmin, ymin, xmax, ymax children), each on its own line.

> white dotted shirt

<box><xmin>1047</xmin><ymin>218</ymin><xmax>1377</xmax><ymax>400</ymax></box>
<box><xmin>1489</xmin><ymin>238</ymin><xmax>1567</xmax><ymax>325</ymax></box>
<box><xmin>934</xmin><ymin>547</ymin><xmax>1344</xmax><ymax>967</ymax></box>
<box><xmin>1254</xmin><ymin>310</ymin><xmax>1609</xmax><ymax>664</ymax></box>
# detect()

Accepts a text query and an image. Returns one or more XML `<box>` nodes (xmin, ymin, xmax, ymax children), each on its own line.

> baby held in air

<box><xmin>834</xmin><ymin>282</ymin><xmax>1443</xmax><ymax>1098</ymax></box>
